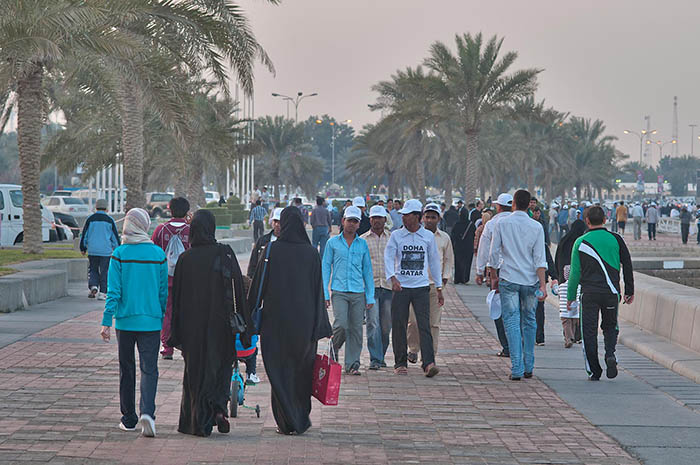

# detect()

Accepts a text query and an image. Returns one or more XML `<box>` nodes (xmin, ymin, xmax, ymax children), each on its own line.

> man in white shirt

<box><xmin>475</xmin><ymin>193</ymin><xmax>512</xmax><ymax>357</ymax></box>
<box><xmin>385</xmin><ymin>199</ymin><xmax>443</xmax><ymax>377</ymax></box>
<box><xmin>488</xmin><ymin>190</ymin><xmax>547</xmax><ymax>381</ymax></box>
<box><xmin>631</xmin><ymin>202</ymin><xmax>644</xmax><ymax>241</ymax></box>
<box><xmin>406</xmin><ymin>203</ymin><xmax>454</xmax><ymax>362</ymax></box>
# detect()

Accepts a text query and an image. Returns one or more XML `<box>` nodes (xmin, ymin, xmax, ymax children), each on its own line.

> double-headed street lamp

<box><xmin>271</xmin><ymin>91</ymin><xmax>318</xmax><ymax>123</ymax></box>
<box><xmin>651</xmin><ymin>139</ymin><xmax>677</xmax><ymax>164</ymax></box>
<box><xmin>316</xmin><ymin>118</ymin><xmax>352</xmax><ymax>186</ymax></box>
<box><xmin>623</xmin><ymin>128</ymin><xmax>657</xmax><ymax>165</ymax></box>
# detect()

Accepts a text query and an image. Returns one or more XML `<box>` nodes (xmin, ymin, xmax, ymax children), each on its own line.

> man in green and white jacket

<box><xmin>567</xmin><ymin>206</ymin><xmax>634</xmax><ymax>381</ymax></box>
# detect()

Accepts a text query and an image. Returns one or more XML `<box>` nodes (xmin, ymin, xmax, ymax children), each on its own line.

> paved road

<box><xmin>456</xmin><ymin>283</ymin><xmax>700</xmax><ymax>465</ymax></box>
<box><xmin>0</xmin><ymin>279</ymin><xmax>643</xmax><ymax>464</ymax></box>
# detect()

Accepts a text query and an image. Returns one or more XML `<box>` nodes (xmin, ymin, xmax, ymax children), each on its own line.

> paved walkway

<box><xmin>0</xmin><ymin>279</ymin><xmax>648</xmax><ymax>465</ymax></box>
<box><xmin>457</xmin><ymin>284</ymin><xmax>700</xmax><ymax>465</ymax></box>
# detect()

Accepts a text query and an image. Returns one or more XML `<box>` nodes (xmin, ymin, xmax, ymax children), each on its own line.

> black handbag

<box><xmin>216</xmin><ymin>244</ymin><xmax>246</xmax><ymax>334</ymax></box>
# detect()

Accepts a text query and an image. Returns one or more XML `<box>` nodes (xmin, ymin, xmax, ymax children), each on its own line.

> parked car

<box><xmin>145</xmin><ymin>192</ymin><xmax>173</xmax><ymax>218</ymax></box>
<box><xmin>205</xmin><ymin>190</ymin><xmax>221</xmax><ymax>205</ymax></box>
<box><xmin>52</xmin><ymin>190</ymin><xmax>75</xmax><ymax>197</ymax></box>
<box><xmin>52</xmin><ymin>212</ymin><xmax>80</xmax><ymax>239</ymax></box>
<box><xmin>42</xmin><ymin>196</ymin><xmax>91</xmax><ymax>219</ymax></box>
<box><xmin>0</xmin><ymin>184</ymin><xmax>55</xmax><ymax>246</ymax></box>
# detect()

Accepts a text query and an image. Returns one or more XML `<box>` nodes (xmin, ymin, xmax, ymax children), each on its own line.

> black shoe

<box><xmin>509</xmin><ymin>374</ymin><xmax>521</xmax><ymax>381</ymax></box>
<box><xmin>523</xmin><ymin>372</ymin><xmax>533</xmax><ymax>379</ymax></box>
<box><xmin>368</xmin><ymin>363</ymin><xmax>380</xmax><ymax>371</ymax></box>
<box><xmin>589</xmin><ymin>374</ymin><xmax>601</xmax><ymax>381</ymax></box>
<box><xmin>605</xmin><ymin>357</ymin><xmax>618</xmax><ymax>379</ymax></box>
<box><xmin>215</xmin><ymin>413</ymin><xmax>230</xmax><ymax>434</ymax></box>
<box><xmin>379</xmin><ymin>361</ymin><xmax>387</xmax><ymax>368</ymax></box>
<box><xmin>407</xmin><ymin>352</ymin><xmax>418</xmax><ymax>364</ymax></box>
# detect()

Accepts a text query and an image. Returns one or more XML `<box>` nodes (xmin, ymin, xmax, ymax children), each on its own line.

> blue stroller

<box><xmin>230</xmin><ymin>334</ymin><xmax>261</xmax><ymax>418</ymax></box>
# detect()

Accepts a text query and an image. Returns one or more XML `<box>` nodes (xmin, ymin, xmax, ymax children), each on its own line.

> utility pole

<box><xmin>690</xmin><ymin>124</ymin><xmax>697</xmax><ymax>156</ymax></box>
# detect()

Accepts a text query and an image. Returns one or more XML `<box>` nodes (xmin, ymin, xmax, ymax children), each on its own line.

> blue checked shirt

<box><xmin>249</xmin><ymin>205</ymin><xmax>267</xmax><ymax>222</ymax></box>
<box><xmin>322</xmin><ymin>234</ymin><xmax>375</xmax><ymax>304</ymax></box>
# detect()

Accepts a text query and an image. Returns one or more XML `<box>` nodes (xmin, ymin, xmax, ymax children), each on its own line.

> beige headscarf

<box><xmin>122</xmin><ymin>208</ymin><xmax>152</xmax><ymax>244</ymax></box>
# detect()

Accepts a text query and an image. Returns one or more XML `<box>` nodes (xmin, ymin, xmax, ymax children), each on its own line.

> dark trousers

<box><xmin>536</xmin><ymin>301</ymin><xmax>545</xmax><ymax>343</ymax></box>
<box><xmin>618</xmin><ymin>221</ymin><xmax>626</xmax><ymax>234</ymax></box>
<box><xmin>580</xmin><ymin>293</ymin><xmax>619</xmax><ymax>378</ymax></box>
<box><xmin>253</xmin><ymin>220</ymin><xmax>264</xmax><ymax>242</ymax></box>
<box><xmin>88</xmin><ymin>255</ymin><xmax>110</xmax><ymax>293</ymax></box>
<box><xmin>495</xmin><ymin>317</ymin><xmax>509</xmax><ymax>354</ymax></box>
<box><xmin>116</xmin><ymin>330</ymin><xmax>160</xmax><ymax>428</ymax></box>
<box><xmin>391</xmin><ymin>286</ymin><xmax>434</xmax><ymax>369</ymax></box>
<box><xmin>647</xmin><ymin>223</ymin><xmax>656</xmax><ymax>240</ymax></box>
<box><xmin>681</xmin><ymin>223</ymin><xmax>690</xmax><ymax>244</ymax></box>
<box><xmin>241</xmin><ymin>348</ymin><xmax>257</xmax><ymax>375</ymax></box>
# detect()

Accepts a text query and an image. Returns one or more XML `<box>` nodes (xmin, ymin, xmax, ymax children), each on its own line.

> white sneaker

<box><xmin>88</xmin><ymin>287</ymin><xmax>98</xmax><ymax>298</ymax></box>
<box><xmin>140</xmin><ymin>414</ymin><xmax>156</xmax><ymax>438</ymax></box>
<box><xmin>118</xmin><ymin>422</ymin><xmax>136</xmax><ymax>432</ymax></box>
<box><xmin>97</xmin><ymin>292</ymin><xmax>106</xmax><ymax>301</ymax></box>
<box><xmin>247</xmin><ymin>373</ymin><xmax>260</xmax><ymax>384</ymax></box>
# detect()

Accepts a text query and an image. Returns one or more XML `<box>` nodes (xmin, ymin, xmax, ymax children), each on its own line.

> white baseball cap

<box><xmin>398</xmin><ymin>199</ymin><xmax>422</xmax><ymax>214</ymax></box>
<box><xmin>271</xmin><ymin>207</ymin><xmax>283</xmax><ymax>221</ymax></box>
<box><xmin>494</xmin><ymin>193</ymin><xmax>513</xmax><ymax>207</ymax></box>
<box><xmin>344</xmin><ymin>206</ymin><xmax>362</xmax><ymax>220</ymax></box>
<box><xmin>368</xmin><ymin>205</ymin><xmax>387</xmax><ymax>218</ymax></box>
<box><xmin>352</xmin><ymin>196</ymin><xmax>366</xmax><ymax>208</ymax></box>
<box><xmin>423</xmin><ymin>202</ymin><xmax>442</xmax><ymax>217</ymax></box>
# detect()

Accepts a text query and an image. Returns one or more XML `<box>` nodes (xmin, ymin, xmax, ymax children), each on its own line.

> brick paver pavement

<box><xmin>0</xmin><ymin>286</ymin><xmax>640</xmax><ymax>465</ymax></box>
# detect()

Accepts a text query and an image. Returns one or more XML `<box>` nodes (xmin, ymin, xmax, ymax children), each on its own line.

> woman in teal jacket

<box><xmin>100</xmin><ymin>207</ymin><xmax>168</xmax><ymax>437</ymax></box>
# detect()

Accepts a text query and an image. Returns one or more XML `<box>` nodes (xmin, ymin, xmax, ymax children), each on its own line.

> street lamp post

<box><xmin>316</xmin><ymin>118</ymin><xmax>351</xmax><ymax>186</ymax></box>
<box><xmin>653</xmin><ymin>139</ymin><xmax>677</xmax><ymax>165</ymax></box>
<box><xmin>271</xmin><ymin>91</ymin><xmax>318</xmax><ymax>123</ymax></box>
<box><xmin>624</xmin><ymin>128</ymin><xmax>657</xmax><ymax>165</ymax></box>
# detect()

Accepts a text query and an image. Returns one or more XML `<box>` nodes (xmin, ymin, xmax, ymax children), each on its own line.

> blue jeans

<box><xmin>88</xmin><ymin>255</ymin><xmax>110</xmax><ymax>293</ymax></box>
<box><xmin>116</xmin><ymin>330</ymin><xmax>160</xmax><ymax>428</ymax></box>
<box><xmin>499</xmin><ymin>279</ymin><xmax>538</xmax><ymax>377</ymax></box>
<box><xmin>312</xmin><ymin>226</ymin><xmax>330</xmax><ymax>258</ymax></box>
<box><xmin>367</xmin><ymin>287</ymin><xmax>392</xmax><ymax>365</ymax></box>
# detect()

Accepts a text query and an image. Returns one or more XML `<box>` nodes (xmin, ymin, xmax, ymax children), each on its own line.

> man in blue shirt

<box><xmin>80</xmin><ymin>198</ymin><xmax>119</xmax><ymax>300</ymax></box>
<box><xmin>322</xmin><ymin>206</ymin><xmax>375</xmax><ymax>375</ymax></box>
<box><xmin>249</xmin><ymin>199</ymin><xmax>267</xmax><ymax>242</ymax></box>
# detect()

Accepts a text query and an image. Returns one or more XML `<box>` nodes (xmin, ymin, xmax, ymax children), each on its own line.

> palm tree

<box><xmin>254</xmin><ymin>116</ymin><xmax>323</xmax><ymax>199</ymax></box>
<box><xmin>0</xmin><ymin>0</ymin><xmax>150</xmax><ymax>253</ymax></box>
<box><xmin>424</xmin><ymin>32</ymin><xmax>542</xmax><ymax>202</ymax></box>
<box><xmin>563</xmin><ymin>117</ymin><xmax>619</xmax><ymax>201</ymax></box>
<box><xmin>97</xmin><ymin>1</ymin><xmax>275</xmax><ymax>209</ymax></box>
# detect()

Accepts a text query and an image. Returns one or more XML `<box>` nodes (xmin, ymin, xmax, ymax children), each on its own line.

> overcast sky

<box><xmin>242</xmin><ymin>0</ymin><xmax>698</xmax><ymax>165</ymax></box>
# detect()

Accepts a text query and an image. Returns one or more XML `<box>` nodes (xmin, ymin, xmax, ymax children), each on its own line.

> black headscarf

<box><xmin>279</xmin><ymin>206</ymin><xmax>310</xmax><ymax>244</ymax></box>
<box><xmin>555</xmin><ymin>219</ymin><xmax>587</xmax><ymax>280</ymax></box>
<box><xmin>190</xmin><ymin>209</ymin><xmax>217</xmax><ymax>247</ymax></box>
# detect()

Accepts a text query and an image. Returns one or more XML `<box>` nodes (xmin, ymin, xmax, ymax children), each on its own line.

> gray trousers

<box><xmin>633</xmin><ymin>217</ymin><xmax>642</xmax><ymax>240</ymax></box>
<box><xmin>330</xmin><ymin>291</ymin><xmax>365</xmax><ymax>370</ymax></box>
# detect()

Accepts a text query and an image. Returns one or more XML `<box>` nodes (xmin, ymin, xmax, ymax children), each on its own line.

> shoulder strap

<box><xmin>254</xmin><ymin>241</ymin><xmax>273</xmax><ymax>309</ymax></box>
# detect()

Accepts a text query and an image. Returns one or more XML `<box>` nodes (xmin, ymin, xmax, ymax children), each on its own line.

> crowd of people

<box><xmin>92</xmin><ymin>187</ymin><xmax>638</xmax><ymax>439</ymax></box>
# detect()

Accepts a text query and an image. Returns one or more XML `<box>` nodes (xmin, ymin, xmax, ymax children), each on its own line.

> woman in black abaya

<box><xmin>168</xmin><ymin>210</ymin><xmax>248</xmax><ymax>437</ymax></box>
<box><xmin>246</xmin><ymin>206</ymin><xmax>332</xmax><ymax>435</ymax></box>
<box><xmin>451</xmin><ymin>209</ymin><xmax>476</xmax><ymax>284</ymax></box>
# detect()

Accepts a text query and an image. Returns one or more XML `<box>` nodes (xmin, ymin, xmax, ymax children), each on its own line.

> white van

<box><xmin>0</xmin><ymin>184</ymin><xmax>54</xmax><ymax>247</ymax></box>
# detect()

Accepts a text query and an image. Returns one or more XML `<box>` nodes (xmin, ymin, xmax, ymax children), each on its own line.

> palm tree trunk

<box><xmin>117</xmin><ymin>79</ymin><xmax>145</xmax><ymax>210</ymax></box>
<box><xmin>186</xmin><ymin>153</ymin><xmax>205</xmax><ymax>208</ymax></box>
<box><xmin>465</xmin><ymin>129</ymin><xmax>479</xmax><ymax>202</ymax></box>
<box><xmin>444</xmin><ymin>176</ymin><xmax>453</xmax><ymax>207</ymax></box>
<box><xmin>415</xmin><ymin>162</ymin><xmax>426</xmax><ymax>203</ymax></box>
<box><xmin>174</xmin><ymin>152</ymin><xmax>187</xmax><ymax>196</ymax></box>
<box><xmin>17</xmin><ymin>65</ymin><xmax>44</xmax><ymax>254</ymax></box>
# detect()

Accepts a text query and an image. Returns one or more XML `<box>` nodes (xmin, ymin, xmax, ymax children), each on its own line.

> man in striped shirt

<box><xmin>361</xmin><ymin>205</ymin><xmax>393</xmax><ymax>369</ymax></box>
<box><xmin>249</xmin><ymin>199</ymin><xmax>267</xmax><ymax>242</ymax></box>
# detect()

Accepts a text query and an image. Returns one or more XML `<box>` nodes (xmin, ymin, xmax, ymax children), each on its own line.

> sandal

<box><xmin>394</xmin><ymin>366</ymin><xmax>408</xmax><ymax>375</ymax></box>
<box><xmin>346</xmin><ymin>362</ymin><xmax>361</xmax><ymax>376</ymax></box>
